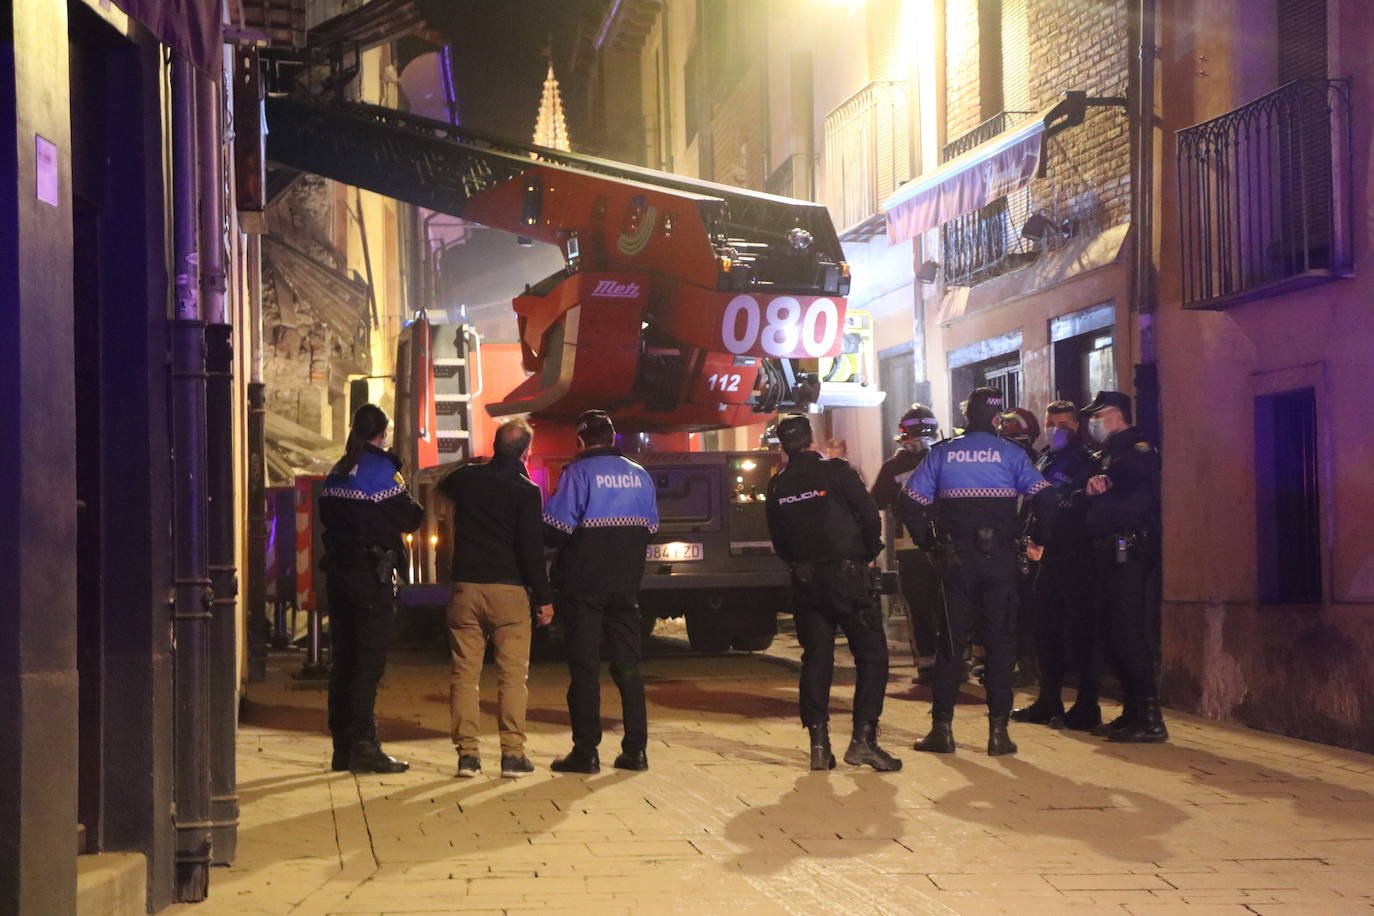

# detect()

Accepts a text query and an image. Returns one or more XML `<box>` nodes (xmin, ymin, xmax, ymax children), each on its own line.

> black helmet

<box><xmin>896</xmin><ymin>403</ymin><xmax>939</xmax><ymax>442</ymax></box>
<box><xmin>776</xmin><ymin>413</ymin><xmax>813</xmax><ymax>455</ymax></box>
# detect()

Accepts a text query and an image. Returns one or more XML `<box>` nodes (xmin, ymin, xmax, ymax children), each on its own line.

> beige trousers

<box><xmin>447</xmin><ymin>582</ymin><xmax>532</xmax><ymax>756</ymax></box>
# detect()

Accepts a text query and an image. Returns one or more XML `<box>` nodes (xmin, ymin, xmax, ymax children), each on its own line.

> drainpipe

<box><xmin>1130</xmin><ymin>0</ymin><xmax>1161</xmax><ymax>446</ymax></box>
<box><xmin>170</xmin><ymin>53</ymin><xmax>212</xmax><ymax>903</ymax></box>
<box><xmin>199</xmin><ymin>65</ymin><xmax>240</xmax><ymax>868</ymax></box>
<box><xmin>245</xmin><ymin>232</ymin><xmax>268</xmax><ymax>684</ymax></box>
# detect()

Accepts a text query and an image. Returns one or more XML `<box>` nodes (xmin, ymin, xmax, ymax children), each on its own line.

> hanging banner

<box><xmin>883</xmin><ymin>114</ymin><xmax>1047</xmax><ymax>245</ymax></box>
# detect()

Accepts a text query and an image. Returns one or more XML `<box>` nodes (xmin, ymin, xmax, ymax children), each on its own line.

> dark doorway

<box><xmin>1255</xmin><ymin>387</ymin><xmax>1323</xmax><ymax>604</ymax></box>
<box><xmin>1053</xmin><ymin>328</ymin><xmax>1116</xmax><ymax>410</ymax></box>
<box><xmin>878</xmin><ymin>343</ymin><xmax>916</xmax><ymax>457</ymax></box>
<box><xmin>69</xmin><ymin>4</ymin><xmax>173</xmax><ymax>906</ymax></box>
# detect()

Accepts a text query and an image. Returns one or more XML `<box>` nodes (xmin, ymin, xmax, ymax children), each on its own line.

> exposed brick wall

<box><xmin>945</xmin><ymin>0</ymin><xmax>983</xmax><ymax>141</ymax></box>
<box><xmin>942</xmin><ymin>0</ymin><xmax>1131</xmax><ymax>244</ymax></box>
<box><xmin>1027</xmin><ymin>0</ymin><xmax>1131</xmax><ymax>230</ymax></box>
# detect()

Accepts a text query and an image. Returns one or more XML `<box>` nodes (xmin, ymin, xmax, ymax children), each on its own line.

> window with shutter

<box><xmin>1001</xmin><ymin>0</ymin><xmax>1030</xmax><ymax>112</ymax></box>
<box><xmin>1276</xmin><ymin>0</ymin><xmax>1331</xmax><ymax>267</ymax></box>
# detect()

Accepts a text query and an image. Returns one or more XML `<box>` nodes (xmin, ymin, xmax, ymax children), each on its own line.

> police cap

<box><xmin>1080</xmin><ymin>390</ymin><xmax>1133</xmax><ymax>423</ymax></box>
<box><xmin>776</xmin><ymin>413</ymin><xmax>813</xmax><ymax>454</ymax></box>
<box><xmin>575</xmin><ymin>409</ymin><xmax>615</xmax><ymax>437</ymax></box>
<box><xmin>964</xmin><ymin>386</ymin><xmax>1005</xmax><ymax>424</ymax></box>
<box><xmin>896</xmin><ymin>403</ymin><xmax>940</xmax><ymax>442</ymax></box>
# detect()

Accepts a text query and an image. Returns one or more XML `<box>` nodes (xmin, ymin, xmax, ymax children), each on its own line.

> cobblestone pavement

<box><xmin>175</xmin><ymin>621</ymin><xmax>1374</xmax><ymax>915</ymax></box>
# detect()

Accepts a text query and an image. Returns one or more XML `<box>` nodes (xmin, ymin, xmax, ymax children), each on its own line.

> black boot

<box><xmin>550</xmin><ymin>747</ymin><xmax>600</xmax><ymax>774</ymax></box>
<box><xmin>613</xmin><ymin>750</ymin><xmax>649</xmax><ymax>771</ymax></box>
<box><xmin>843</xmin><ymin>721</ymin><xmax>903</xmax><ymax>771</ymax></box>
<box><xmin>913</xmin><ymin>717</ymin><xmax>955</xmax><ymax>754</ymax></box>
<box><xmin>806</xmin><ymin>723</ymin><xmax>836</xmax><ymax>771</ymax></box>
<box><xmin>1109</xmin><ymin>698</ymin><xmax>1169</xmax><ymax>743</ymax></box>
<box><xmin>330</xmin><ymin>742</ymin><xmax>350</xmax><ymax>772</ymax></box>
<box><xmin>348</xmin><ymin>740</ymin><xmax>409</xmax><ymax>774</ymax></box>
<box><xmin>987</xmin><ymin>714</ymin><xmax>1018</xmax><ymax>756</ymax></box>
<box><xmin>1062</xmin><ymin>702</ymin><xmax>1102</xmax><ymax>732</ymax></box>
<box><xmin>1009</xmin><ymin>699</ymin><xmax>1064</xmax><ymax>725</ymax></box>
<box><xmin>1092</xmin><ymin>705</ymin><xmax>1138</xmax><ymax>738</ymax></box>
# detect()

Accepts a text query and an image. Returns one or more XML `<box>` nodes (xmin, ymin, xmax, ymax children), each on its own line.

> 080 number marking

<box><xmin>720</xmin><ymin>295</ymin><xmax>840</xmax><ymax>358</ymax></box>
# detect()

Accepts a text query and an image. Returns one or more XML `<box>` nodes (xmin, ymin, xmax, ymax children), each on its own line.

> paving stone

<box><xmin>168</xmin><ymin>646</ymin><xmax>1374</xmax><ymax>915</ymax></box>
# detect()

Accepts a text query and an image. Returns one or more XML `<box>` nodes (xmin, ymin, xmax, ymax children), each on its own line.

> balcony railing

<box><xmin>823</xmin><ymin>81</ymin><xmax>911</xmax><ymax>236</ymax></box>
<box><xmin>940</xmin><ymin>111</ymin><xmax>1039</xmax><ymax>285</ymax></box>
<box><xmin>1177</xmin><ymin>79</ymin><xmax>1352</xmax><ymax>309</ymax></box>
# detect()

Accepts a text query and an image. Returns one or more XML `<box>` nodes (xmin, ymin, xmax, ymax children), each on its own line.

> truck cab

<box><xmin>400</xmin><ymin>447</ymin><xmax>792</xmax><ymax>654</ymax></box>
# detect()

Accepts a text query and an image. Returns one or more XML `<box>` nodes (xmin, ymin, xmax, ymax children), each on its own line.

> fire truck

<box><xmin>265</xmin><ymin>95</ymin><xmax>883</xmax><ymax>651</ymax></box>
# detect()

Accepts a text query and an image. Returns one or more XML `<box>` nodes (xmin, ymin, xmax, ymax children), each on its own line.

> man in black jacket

<box><xmin>1012</xmin><ymin>400</ymin><xmax>1102</xmax><ymax>730</ymax></box>
<box><xmin>766</xmin><ymin>414</ymin><xmax>902</xmax><ymax>773</ymax></box>
<box><xmin>438</xmin><ymin>418</ymin><xmax>554</xmax><ymax>779</ymax></box>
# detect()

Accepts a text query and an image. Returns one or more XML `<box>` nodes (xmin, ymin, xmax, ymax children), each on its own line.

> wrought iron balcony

<box><xmin>823</xmin><ymin>81</ymin><xmax>911</xmax><ymax>237</ymax></box>
<box><xmin>1177</xmin><ymin>79</ymin><xmax>1352</xmax><ymax>309</ymax></box>
<box><xmin>940</xmin><ymin>111</ymin><xmax>1040</xmax><ymax>285</ymax></box>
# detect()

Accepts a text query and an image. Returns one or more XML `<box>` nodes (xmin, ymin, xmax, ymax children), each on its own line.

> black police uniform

<box><xmin>766</xmin><ymin>450</ymin><xmax>887</xmax><ymax>728</ymax></box>
<box><xmin>1014</xmin><ymin>438</ymin><xmax>1101</xmax><ymax>727</ymax></box>
<box><xmin>1084</xmin><ymin>422</ymin><xmax>1165</xmax><ymax>741</ymax></box>
<box><xmin>871</xmin><ymin>446</ymin><xmax>942</xmax><ymax>664</ymax></box>
<box><xmin>900</xmin><ymin>427</ymin><xmax>1056</xmax><ymax>753</ymax></box>
<box><xmin>319</xmin><ymin>444</ymin><xmax>424</xmax><ymax>771</ymax></box>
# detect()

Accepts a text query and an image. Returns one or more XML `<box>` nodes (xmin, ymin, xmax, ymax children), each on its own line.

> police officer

<box><xmin>900</xmin><ymin>388</ymin><xmax>1056</xmax><ymax>756</ymax></box>
<box><xmin>1080</xmin><ymin>391</ymin><xmax>1167</xmax><ymax>743</ymax></box>
<box><xmin>870</xmin><ymin>405</ymin><xmax>943</xmax><ymax>681</ymax></box>
<box><xmin>765</xmin><ymin>414</ymin><xmax>902</xmax><ymax>772</ymax></box>
<box><xmin>319</xmin><ymin>404</ymin><xmax>424</xmax><ymax>773</ymax></box>
<box><xmin>998</xmin><ymin>406</ymin><xmax>1044</xmax><ymax>685</ymax></box>
<box><xmin>543</xmin><ymin>410</ymin><xmax>660</xmax><ymax>773</ymax></box>
<box><xmin>1012</xmin><ymin>400</ymin><xmax>1102</xmax><ymax>730</ymax></box>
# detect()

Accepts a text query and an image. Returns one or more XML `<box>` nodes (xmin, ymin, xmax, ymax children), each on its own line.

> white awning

<box><xmin>882</xmin><ymin>108</ymin><xmax>1052</xmax><ymax>245</ymax></box>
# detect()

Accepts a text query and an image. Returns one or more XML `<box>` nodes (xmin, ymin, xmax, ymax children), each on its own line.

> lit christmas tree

<box><xmin>532</xmin><ymin>62</ymin><xmax>571</xmax><ymax>152</ymax></box>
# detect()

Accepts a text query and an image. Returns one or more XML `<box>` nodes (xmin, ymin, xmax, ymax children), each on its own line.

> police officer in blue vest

<box><xmin>900</xmin><ymin>387</ymin><xmax>1057</xmax><ymax>756</ymax></box>
<box><xmin>319</xmin><ymin>404</ymin><xmax>424</xmax><ymax>773</ymax></box>
<box><xmin>543</xmin><ymin>410</ymin><xmax>660</xmax><ymax>773</ymax></box>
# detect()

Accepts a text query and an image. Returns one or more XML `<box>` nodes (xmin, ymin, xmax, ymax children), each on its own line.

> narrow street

<box><xmin>174</xmin><ymin>625</ymin><xmax>1374</xmax><ymax>916</ymax></box>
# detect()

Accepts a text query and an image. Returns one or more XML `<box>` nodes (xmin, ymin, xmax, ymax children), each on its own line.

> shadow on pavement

<box><xmin>240</xmin><ymin>698</ymin><xmax>448</xmax><ymax>741</ymax></box>
<box><xmin>724</xmin><ymin>771</ymin><xmax>903</xmax><ymax>874</ymax></box>
<box><xmin>929</xmin><ymin>753</ymin><xmax>1187</xmax><ymax>863</ymax></box>
<box><xmin>1083</xmin><ymin>736</ymin><xmax>1374</xmax><ymax>819</ymax></box>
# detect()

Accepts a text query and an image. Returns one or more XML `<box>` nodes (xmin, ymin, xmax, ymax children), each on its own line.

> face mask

<box><xmin>1048</xmin><ymin>427</ymin><xmax>1072</xmax><ymax>451</ymax></box>
<box><xmin>1088</xmin><ymin>418</ymin><xmax>1109</xmax><ymax>443</ymax></box>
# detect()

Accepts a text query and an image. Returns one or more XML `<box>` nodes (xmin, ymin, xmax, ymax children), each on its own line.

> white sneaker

<box><xmin>456</xmin><ymin>755</ymin><xmax>481</xmax><ymax>778</ymax></box>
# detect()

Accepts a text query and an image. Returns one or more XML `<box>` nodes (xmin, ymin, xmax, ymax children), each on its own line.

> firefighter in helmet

<box><xmin>870</xmin><ymin>404</ymin><xmax>943</xmax><ymax>681</ymax></box>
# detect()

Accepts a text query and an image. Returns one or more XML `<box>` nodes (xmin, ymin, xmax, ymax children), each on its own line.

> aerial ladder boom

<box><xmin>265</xmin><ymin>94</ymin><xmax>859</xmax><ymax>431</ymax></box>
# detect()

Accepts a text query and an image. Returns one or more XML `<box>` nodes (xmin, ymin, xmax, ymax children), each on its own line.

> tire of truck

<box><xmin>729</xmin><ymin>608</ymin><xmax>778</xmax><ymax>652</ymax></box>
<box><xmin>685</xmin><ymin>609</ymin><xmax>732</xmax><ymax>654</ymax></box>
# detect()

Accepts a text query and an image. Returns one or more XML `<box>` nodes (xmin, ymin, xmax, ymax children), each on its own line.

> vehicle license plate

<box><xmin>646</xmin><ymin>541</ymin><xmax>704</xmax><ymax>562</ymax></box>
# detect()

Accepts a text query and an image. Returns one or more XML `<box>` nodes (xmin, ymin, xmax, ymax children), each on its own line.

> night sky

<box><xmin>423</xmin><ymin>0</ymin><xmax>607</xmax><ymax>145</ymax></box>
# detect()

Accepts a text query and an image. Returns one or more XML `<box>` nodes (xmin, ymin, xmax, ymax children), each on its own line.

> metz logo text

<box><xmin>592</xmin><ymin>280</ymin><xmax>643</xmax><ymax>299</ymax></box>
